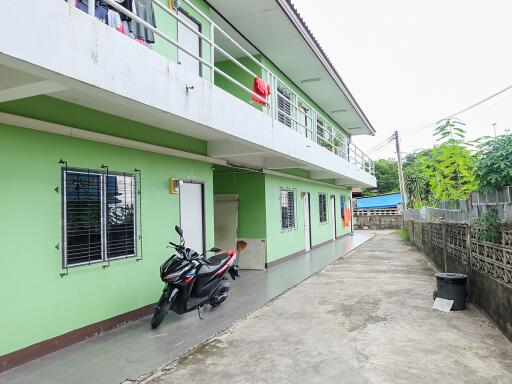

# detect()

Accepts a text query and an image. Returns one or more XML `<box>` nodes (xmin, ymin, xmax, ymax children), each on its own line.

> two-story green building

<box><xmin>0</xmin><ymin>0</ymin><xmax>376</xmax><ymax>370</ymax></box>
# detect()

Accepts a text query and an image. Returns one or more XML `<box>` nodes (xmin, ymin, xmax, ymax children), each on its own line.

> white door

<box><xmin>177</xmin><ymin>11</ymin><xmax>201</xmax><ymax>76</ymax></box>
<box><xmin>331</xmin><ymin>195</ymin><xmax>337</xmax><ymax>240</ymax></box>
<box><xmin>179</xmin><ymin>182</ymin><xmax>204</xmax><ymax>255</ymax></box>
<box><xmin>303</xmin><ymin>193</ymin><xmax>311</xmax><ymax>251</ymax></box>
<box><xmin>214</xmin><ymin>195</ymin><xmax>238</xmax><ymax>251</ymax></box>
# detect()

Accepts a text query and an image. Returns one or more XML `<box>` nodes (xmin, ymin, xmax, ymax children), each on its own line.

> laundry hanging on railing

<box><xmin>116</xmin><ymin>0</ymin><xmax>134</xmax><ymax>20</ymax></box>
<box><xmin>70</xmin><ymin>0</ymin><xmax>156</xmax><ymax>44</ymax></box>
<box><xmin>107</xmin><ymin>9</ymin><xmax>125</xmax><ymax>34</ymax></box>
<box><xmin>252</xmin><ymin>77</ymin><xmax>271</xmax><ymax>106</ymax></box>
<box><xmin>131</xmin><ymin>0</ymin><xmax>157</xmax><ymax>44</ymax></box>
<box><xmin>74</xmin><ymin>0</ymin><xmax>108</xmax><ymax>23</ymax></box>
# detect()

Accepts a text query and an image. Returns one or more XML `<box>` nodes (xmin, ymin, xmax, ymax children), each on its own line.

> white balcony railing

<box><xmin>67</xmin><ymin>0</ymin><xmax>374</xmax><ymax>175</ymax></box>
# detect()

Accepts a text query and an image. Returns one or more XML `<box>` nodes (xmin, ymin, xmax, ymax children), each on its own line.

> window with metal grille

<box><xmin>63</xmin><ymin>169</ymin><xmax>137</xmax><ymax>267</ymax></box>
<box><xmin>317</xmin><ymin>118</ymin><xmax>325</xmax><ymax>145</ymax></box>
<box><xmin>319</xmin><ymin>193</ymin><xmax>328</xmax><ymax>223</ymax></box>
<box><xmin>277</xmin><ymin>84</ymin><xmax>293</xmax><ymax>128</ymax></box>
<box><xmin>333</xmin><ymin>131</ymin><xmax>342</xmax><ymax>157</ymax></box>
<box><xmin>280</xmin><ymin>188</ymin><xmax>296</xmax><ymax>230</ymax></box>
<box><xmin>106</xmin><ymin>174</ymin><xmax>136</xmax><ymax>259</ymax></box>
<box><xmin>300</xmin><ymin>106</ymin><xmax>308</xmax><ymax>129</ymax></box>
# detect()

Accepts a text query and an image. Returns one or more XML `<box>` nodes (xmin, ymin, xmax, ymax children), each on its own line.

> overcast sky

<box><xmin>291</xmin><ymin>0</ymin><xmax>512</xmax><ymax>159</ymax></box>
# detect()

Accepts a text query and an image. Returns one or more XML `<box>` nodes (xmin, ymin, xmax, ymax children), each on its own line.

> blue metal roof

<box><xmin>356</xmin><ymin>193</ymin><xmax>406</xmax><ymax>209</ymax></box>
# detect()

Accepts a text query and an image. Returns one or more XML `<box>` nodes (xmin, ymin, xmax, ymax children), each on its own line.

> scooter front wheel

<box><xmin>151</xmin><ymin>290</ymin><xmax>173</xmax><ymax>329</ymax></box>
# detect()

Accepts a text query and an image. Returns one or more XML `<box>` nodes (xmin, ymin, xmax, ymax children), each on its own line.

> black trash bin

<box><xmin>433</xmin><ymin>273</ymin><xmax>467</xmax><ymax>311</ymax></box>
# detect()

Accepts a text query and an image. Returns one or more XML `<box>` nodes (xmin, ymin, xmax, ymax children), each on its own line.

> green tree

<box><xmin>434</xmin><ymin>118</ymin><xmax>467</xmax><ymax>141</ymax></box>
<box><xmin>475</xmin><ymin>134</ymin><xmax>512</xmax><ymax>191</ymax></box>
<box><xmin>425</xmin><ymin>119</ymin><xmax>476</xmax><ymax>202</ymax></box>
<box><xmin>402</xmin><ymin>119</ymin><xmax>477</xmax><ymax>207</ymax></box>
<box><xmin>364</xmin><ymin>159</ymin><xmax>400</xmax><ymax>196</ymax></box>
<box><xmin>403</xmin><ymin>148</ymin><xmax>435</xmax><ymax>207</ymax></box>
<box><xmin>423</xmin><ymin>141</ymin><xmax>476</xmax><ymax>201</ymax></box>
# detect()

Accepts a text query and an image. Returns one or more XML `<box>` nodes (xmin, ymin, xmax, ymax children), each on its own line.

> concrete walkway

<box><xmin>140</xmin><ymin>233</ymin><xmax>512</xmax><ymax>384</ymax></box>
<box><xmin>0</xmin><ymin>233</ymin><xmax>373</xmax><ymax>384</ymax></box>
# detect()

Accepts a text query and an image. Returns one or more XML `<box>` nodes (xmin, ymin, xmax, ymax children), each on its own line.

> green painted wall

<box><xmin>0</xmin><ymin>124</ymin><xmax>214</xmax><ymax>356</ymax></box>
<box><xmin>0</xmin><ymin>96</ymin><xmax>206</xmax><ymax>155</ymax></box>
<box><xmin>213</xmin><ymin>172</ymin><xmax>266</xmax><ymax>239</ymax></box>
<box><xmin>153</xmin><ymin>0</ymin><xmax>213</xmax><ymax>82</ymax></box>
<box><xmin>213</xmin><ymin>170</ymin><xmax>352</xmax><ymax>263</ymax></box>
<box><xmin>264</xmin><ymin>174</ymin><xmax>352</xmax><ymax>263</ymax></box>
<box><xmin>214</xmin><ymin>55</ymin><xmax>264</xmax><ymax>111</ymax></box>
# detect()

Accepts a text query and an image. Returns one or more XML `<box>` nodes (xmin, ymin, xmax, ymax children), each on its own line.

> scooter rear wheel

<box><xmin>151</xmin><ymin>292</ymin><xmax>173</xmax><ymax>329</ymax></box>
<box><xmin>210</xmin><ymin>278</ymin><xmax>230</xmax><ymax>307</ymax></box>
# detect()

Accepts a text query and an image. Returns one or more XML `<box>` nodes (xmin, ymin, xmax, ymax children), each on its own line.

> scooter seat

<box><xmin>207</xmin><ymin>254</ymin><xmax>230</xmax><ymax>265</ymax></box>
<box><xmin>198</xmin><ymin>254</ymin><xmax>230</xmax><ymax>276</ymax></box>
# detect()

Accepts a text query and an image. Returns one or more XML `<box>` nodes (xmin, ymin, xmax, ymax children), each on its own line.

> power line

<box><xmin>364</xmin><ymin>82</ymin><xmax>512</xmax><ymax>158</ymax></box>
<box><xmin>401</xmin><ymin>82</ymin><xmax>512</xmax><ymax>137</ymax></box>
<box><xmin>367</xmin><ymin>141</ymin><xmax>392</xmax><ymax>155</ymax></box>
<box><xmin>367</xmin><ymin>134</ymin><xmax>394</xmax><ymax>154</ymax></box>
<box><xmin>366</xmin><ymin>136</ymin><xmax>392</xmax><ymax>152</ymax></box>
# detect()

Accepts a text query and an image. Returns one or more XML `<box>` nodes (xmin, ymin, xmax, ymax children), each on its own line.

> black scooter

<box><xmin>151</xmin><ymin>225</ymin><xmax>240</xmax><ymax>329</ymax></box>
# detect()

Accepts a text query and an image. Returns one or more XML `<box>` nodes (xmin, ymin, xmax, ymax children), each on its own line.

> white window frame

<box><xmin>62</xmin><ymin>168</ymin><xmax>138</xmax><ymax>268</ymax></box>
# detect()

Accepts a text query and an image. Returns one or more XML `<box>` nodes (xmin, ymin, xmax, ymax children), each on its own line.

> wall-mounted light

<box><xmin>330</xmin><ymin>109</ymin><xmax>348</xmax><ymax>114</ymax></box>
<box><xmin>169</xmin><ymin>178</ymin><xmax>182</xmax><ymax>194</ymax></box>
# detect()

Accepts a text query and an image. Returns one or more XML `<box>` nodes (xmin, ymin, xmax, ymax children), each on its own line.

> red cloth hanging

<box><xmin>252</xmin><ymin>77</ymin><xmax>271</xmax><ymax>106</ymax></box>
<box><xmin>343</xmin><ymin>207</ymin><xmax>351</xmax><ymax>227</ymax></box>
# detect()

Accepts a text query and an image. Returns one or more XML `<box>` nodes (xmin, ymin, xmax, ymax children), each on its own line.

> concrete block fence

<box><xmin>353</xmin><ymin>214</ymin><xmax>402</xmax><ymax>230</ymax></box>
<box><xmin>405</xmin><ymin>220</ymin><xmax>512</xmax><ymax>341</ymax></box>
<box><xmin>404</xmin><ymin>186</ymin><xmax>512</xmax><ymax>223</ymax></box>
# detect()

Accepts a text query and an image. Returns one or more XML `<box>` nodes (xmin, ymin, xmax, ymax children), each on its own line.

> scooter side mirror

<box><xmin>209</xmin><ymin>247</ymin><xmax>222</xmax><ymax>253</ymax></box>
<box><xmin>175</xmin><ymin>225</ymin><xmax>184</xmax><ymax>238</ymax></box>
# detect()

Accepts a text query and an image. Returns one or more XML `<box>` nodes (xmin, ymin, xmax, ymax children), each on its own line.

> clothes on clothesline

<box><xmin>74</xmin><ymin>0</ymin><xmax>108</xmax><ymax>24</ymax></box>
<box><xmin>71</xmin><ymin>0</ymin><xmax>156</xmax><ymax>44</ymax></box>
<box><xmin>252</xmin><ymin>77</ymin><xmax>271</xmax><ymax>106</ymax></box>
<box><xmin>131</xmin><ymin>0</ymin><xmax>156</xmax><ymax>44</ymax></box>
<box><xmin>116</xmin><ymin>0</ymin><xmax>134</xmax><ymax>21</ymax></box>
<box><xmin>107</xmin><ymin>9</ymin><xmax>124</xmax><ymax>33</ymax></box>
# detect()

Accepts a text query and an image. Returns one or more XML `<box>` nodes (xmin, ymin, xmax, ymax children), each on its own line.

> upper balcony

<box><xmin>0</xmin><ymin>0</ymin><xmax>376</xmax><ymax>187</ymax></box>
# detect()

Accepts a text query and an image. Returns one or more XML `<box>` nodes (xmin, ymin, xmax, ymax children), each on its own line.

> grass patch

<box><xmin>393</xmin><ymin>229</ymin><xmax>410</xmax><ymax>241</ymax></box>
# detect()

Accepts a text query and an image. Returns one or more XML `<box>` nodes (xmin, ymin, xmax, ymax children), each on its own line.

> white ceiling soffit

<box><xmin>206</xmin><ymin>0</ymin><xmax>375</xmax><ymax>136</ymax></box>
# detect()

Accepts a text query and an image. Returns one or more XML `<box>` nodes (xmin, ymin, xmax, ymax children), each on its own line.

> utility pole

<box><xmin>492</xmin><ymin>122</ymin><xmax>497</xmax><ymax>138</ymax></box>
<box><xmin>394</xmin><ymin>131</ymin><xmax>407</xmax><ymax>213</ymax></box>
